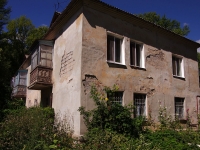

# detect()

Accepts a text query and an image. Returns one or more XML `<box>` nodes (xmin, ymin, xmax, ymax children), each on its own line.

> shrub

<box><xmin>78</xmin><ymin>85</ymin><xmax>145</xmax><ymax>137</ymax></box>
<box><xmin>0</xmin><ymin>107</ymin><xmax>73</xmax><ymax>150</ymax></box>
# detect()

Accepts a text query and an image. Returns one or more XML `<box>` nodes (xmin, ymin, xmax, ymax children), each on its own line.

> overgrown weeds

<box><xmin>1</xmin><ymin>85</ymin><xmax>200</xmax><ymax>149</ymax></box>
<box><xmin>0</xmin><ymin>107</ymin><xmax>73</xmax><ymax>150</ymax></box>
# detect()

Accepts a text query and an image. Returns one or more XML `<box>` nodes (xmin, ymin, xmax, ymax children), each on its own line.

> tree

<box><xmin>0</xmin><ymin>0</ymin><xmax>11</xmax><ymax>33</ymax></box>
<box><xmin>0</xmin><ymin>0</ymin><xmax>11</xmax><ymax>120</ymax></box>
<box><xmin>0</xmin><ymin>15</ymin><xmax>48</xmax><ymax>120</ymax></box>
<box><xmin>7</xmin><ymin>16</ymin><xmax>34</xmax><ymax>52</ymax></box>
<box><xmin>137</xmin><ymin>12</ymin><xmax>190</xmax><ymax>36</ymax></box>
<box><xmin>26</xmin><ymin>25</ymin><xmax>49</xmax><ymax>48</ymax></box>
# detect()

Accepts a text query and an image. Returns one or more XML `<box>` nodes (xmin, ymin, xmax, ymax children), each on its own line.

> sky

<box><xmin>7</xmin><ymin>0</ymin><xmax>200</xmax><ymax>50</ymax></box>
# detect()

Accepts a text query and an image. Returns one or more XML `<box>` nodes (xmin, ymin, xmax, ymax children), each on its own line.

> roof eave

<box><xmin>43</xmin><ymin>0</ymin><xmax>200</xmax><ymax>48</ymax></box>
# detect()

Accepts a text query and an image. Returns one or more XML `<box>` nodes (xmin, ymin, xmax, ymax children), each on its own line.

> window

<box><xmin>31</xmin><ymin>44</ymin><xmax>53</xmax><ymax>70</ymax></box>
<box><xmin>172</xmin><ymin>55</ymin><xmax>184</xmax><ymax>77</ymax></box>
<box><xmin>107</xmin><ymin>35</ymin><xmax>123</xmax><ymax>63</ymax></box>
<box><xmin>175</xmin><ymin>97</ymin><xmax>184</xmax><ymax>119</ymax></box>
<box><xmin>134</xmin><ymin>93</ymin><xmax>146</xmax><ymax>117</ymax></box>
<box><xmin>107</xmin><ymin>91</ymin><xmax>123</xmax><ymax>105</ymax></box>
<box><xmin>40</xmin><ymin>45</ymin><xmax>52</xmax><ymax>68</ymax></box>
<box><xmin>13</xmin><ymin>70</ymin><xmax>28</xmax><ymax>87</ymax></box>
<box><xmin>130</xmin><ymin>41</ymin><xmax>144</xmax><ymax>68</ymax></box>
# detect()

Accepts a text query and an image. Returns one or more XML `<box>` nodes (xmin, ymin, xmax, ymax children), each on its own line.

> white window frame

<box><xmin>107</xmin><ymin>32</ymin><xmax>125</xmax><ymax>65</ymax></box>
<box><xmin>174</xmin><ymin>97</ymin><xmax>185</xmax><ymax>119</ymax></box>
<box><xmin>172</xmin><ymin>54</ymin><xmax>184</xmax><ymax>78</ymax></box>
<box><xmin>134</xmin><ymin>93</ymin><xmax>147</xmax><ymax>117</ymax></box>
<box><xmin>130</xmin><ymin>41</ymin><xmax>145</xmax><ymax>68</ymax></box>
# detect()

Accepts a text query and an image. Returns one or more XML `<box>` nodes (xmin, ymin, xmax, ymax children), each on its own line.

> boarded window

<box><xmin>134</xmin><ymin>93</ymin><xmax>146</xmax><ymax>117</ymax></box>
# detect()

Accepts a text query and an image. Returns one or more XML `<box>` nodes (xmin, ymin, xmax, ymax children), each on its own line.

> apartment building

<box><xmin>11</xmin><ymin>0</ymin><xmax>200</xmax><ymax>136</ymax></box>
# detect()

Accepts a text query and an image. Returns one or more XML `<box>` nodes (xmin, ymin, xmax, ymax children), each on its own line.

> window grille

<box><xmin>108</xmin><ymin>91</ymin><xmax>123</xmax><ymax>105</ymax></box>
<box><xmin>134</xmin><ymin>94</ymin><xmax>146</xmax><ymax>117</ymax></box>
<box><xmin>175</xmin><ymin>97</ymin><xmax>184</xmax><ymax>119</ymax></box>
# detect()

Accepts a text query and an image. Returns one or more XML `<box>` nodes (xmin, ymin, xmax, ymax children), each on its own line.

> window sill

<box><xmin>107</xmin><ymin>61</ymin><xmax>125</xmax><ymax>66</ymax></box>
<box><xmin>107</xmin><ymin>61</ymin><xmax>127</xmax><ymax>68</ymax></box>
<box><xmin>130</xmin><ymin>65</ymin><xmax>146</xmax><ymax>71</ymax></box>
<box><xmin>173</xmin><ymin>75</ymin><xmax>185</xmax><ymax>80</ymax></box>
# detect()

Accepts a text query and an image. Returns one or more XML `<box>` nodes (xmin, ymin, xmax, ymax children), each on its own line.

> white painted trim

<box><xmin>106</xmin><ymin>32</ymin><xmax>125</xmax><ymax>65</ymax></box>
<box><xmin>172</xmin><ymin>54</ymin><xmax>185</xmax><ymax>78</ymax></box>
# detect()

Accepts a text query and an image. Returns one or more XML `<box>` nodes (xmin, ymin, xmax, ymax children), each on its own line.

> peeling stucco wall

<box><xmin>52</xmin><ymin>9</ymin><xmax>83</xmax><ymax>136</ymax></box>
<box><xmin>26</xmin><ymin>65</ymin><xmax>41</xmax><ymax>107</ymax></box>
<box><xmin>80</xmin><ymin>6</ymin><xmax>200</xmax><ymax>133</ymax></box>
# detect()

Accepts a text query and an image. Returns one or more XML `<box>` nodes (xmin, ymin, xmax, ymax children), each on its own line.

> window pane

<box><xmin>130</xmin><ymin>42</ymin><xmax>136</xmax><ymax>65</ymax></box>
<box><xmin>107</xmin><ymin>35</ymin><xmax>114</xmax><ymax>61</ymax></box>
<box><xmin>31</xmin><ymin>49</ymin><xmax>39</xmax><ymax>70</ymax></box>
<box><xmin>175</xmin><ymin>98</ymin><xmax>184</xmax><ymax>119</ymax></box>
<box><xmin>172</xmin><ymin>56</ymin><xmax>182</xmax><ymax>76</ymax></box>
<box><xmin>115</xmin><ymin>38</ymin><xmax>121</xmax><ymax>63</ymax></box>
<box><xmin>177</xmin><ymin>59</ymin><xmax>181</xmax><ymax>76</ymax></box>
<box><xmin>136</xmin><ymin>44</ymin><xmax>141</xmax><ymax>66</ymax></box>
<box><xmin>41</xmin><ymin>52</ymin><xmax>46</xmax><ymax>58</ymax></box>
<box><xmin>47</xmin><ymin>53</ymin><xmax>52</xmax><ymax>60</ymax></box>
<box><xmin>172</xmin><ymin>56</ymin><xmax>177</xmax><ymax>75</ymax></box>
<box><xmin>134</xmin><ymin>94</ymin><xmax>146</xmax><ymax>117</ymax></box>
<box><xmin>40</xmin><ymin>45</ymin><xmax>52</xmax><ymax>51</ymax></box>
<box><xmin>46</xmin><ymin>60</ymin><xmax>52</xmax><ymax>67</ymax></box>
<box><xmin>108</xmin><ymin>91</ymin><xmax>123</xmax><ymax>105</ymax></box>
<box><xmin>41</xmin><ymin>59</ymin><xmax>47</xmax><ymax>66</ymax></box>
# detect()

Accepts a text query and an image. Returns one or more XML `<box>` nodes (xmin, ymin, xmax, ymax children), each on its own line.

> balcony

<box><xmin>12</xmin><ymin>85</ymin><xmax>27</xmax><ymax>98</ymax></box>
<box><xmin>28</xmin><ymin>40</ymin><xmax>54</xmax><ymax>90</ymax></box>
<box><xmin>29</xmin><ymin>66</ymin><xmax>52</xmax><ymax>90</ymax></box>
<box><xmin>11</xmin><ymin>70</ymin><xmax>27</xmax><ymax>98</ymax></box>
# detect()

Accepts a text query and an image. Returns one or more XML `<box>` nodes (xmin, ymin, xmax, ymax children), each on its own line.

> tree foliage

<box><xmin>26</xmin><ymin>25</ymin><xmax>48</xmax><ymax>48</ymax></box>
<box><xmin>0</xmin><ymin>0</ymin><xmax>11</xmax><ymax>33</ymax></box>
<box><xmin>0</xmin><ymin>4</ymin><xmax>48</xmax><ymax>120</ymax></box>
<box><xmin>137</xmin><ymin>12</ymin><xmax>190</xmax><ymax>36</ymax></box>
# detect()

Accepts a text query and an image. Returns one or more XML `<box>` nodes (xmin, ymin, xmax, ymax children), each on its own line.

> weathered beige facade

<box><xmin>12</xmin><ymin>0</ymin><xmax>200</xmax><ymax>136</ymax></box>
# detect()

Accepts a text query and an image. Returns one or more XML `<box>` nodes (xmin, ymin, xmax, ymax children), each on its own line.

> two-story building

<box><xmin>12</xmin><ymin>0</ymin><xmax>200</xmax><ymax>136</ymax></box>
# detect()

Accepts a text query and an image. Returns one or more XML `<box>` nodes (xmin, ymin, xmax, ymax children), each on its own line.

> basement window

<box><xmin>172</xmin><ymin>55</ymin><xmax>184</xmax><ymax>78</ymax></box>
<box><xmin>130</xmin><ymin>41</ymin><xmax>144</xmax><ymax>68</ymax></box>
<box><xmin>134</xmin><ymin>93</ymin><xmax>146</xmax><ymax>117</ymax></box>
<box><xmin>107</xmin><ymin>34</ymin><xmax>125</xmax><ymax>64</ymax></box>
<box><xmin>107</xmin><ymin>91</ymin><xmax>123</xmax><ymax>105</ymax></box>
<box><xmin>175</xmin><ymin>97</ymin><xmax>184</xmax><ymax>119</ymax></box>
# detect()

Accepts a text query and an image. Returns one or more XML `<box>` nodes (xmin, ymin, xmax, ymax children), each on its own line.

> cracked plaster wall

<box><xmin>52</xmin><ymin>9</ymin><xmax>83</xmax><ymax>136</ymax></box>
<box><xmin>25</xmin><ymin>65</ymin><xmax>41</xmax><ymax>108</ymax></box>
<box><xmin>80</xmin><ymin>6</ymin><xmax>200</xmax><ymax>132</ymax></box>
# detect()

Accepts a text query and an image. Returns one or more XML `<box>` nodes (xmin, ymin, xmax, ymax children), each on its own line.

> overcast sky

<box><xmin>7</xmin><ymin>0</ymin><xmax>200</xmax><ymax>50</ymax></box>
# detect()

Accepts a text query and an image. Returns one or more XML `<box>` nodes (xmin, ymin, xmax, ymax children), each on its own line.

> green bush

<box><xmin>0</xmin><ymin>107</ymin><xmax>73</xmax><ymax>150</ymax></box>
<box><xmin>78</xmin><ymin>85</ymin><xmax>145</xmax><ymax>137</ymax></box>
<box><xmin>145</xmin><ymin>129</ymin><xmax>200</xmax><ymax>149</ymax></box>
